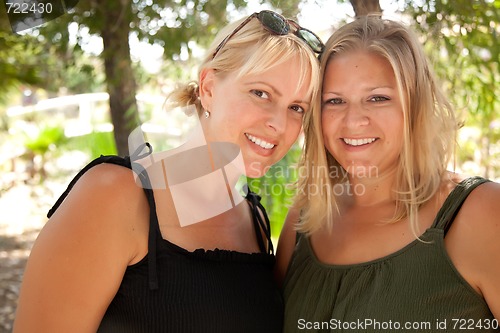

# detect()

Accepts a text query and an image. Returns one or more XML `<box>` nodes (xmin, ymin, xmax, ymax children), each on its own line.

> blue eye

<box><xmin>324</xmin><ymin>97</ymin><xmax>343</xmax><ymax>105</ymax></box>
<box><xmin>369</xmin><ymin>96</ymin><xmax>390</xmax><ymax>102</ymax></box>
<box><xmin>251</xmin><ymin>90</ymin><xmax>269</xmax><ymax>99</ymax></box>
<box><xmin>290</xmin><ymin>105</ymin><xmax>305</xmax><ymax>114</ymax></box>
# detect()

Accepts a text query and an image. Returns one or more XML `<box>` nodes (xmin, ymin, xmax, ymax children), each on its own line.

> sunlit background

<box><xmin>0</xmin><ymin>1</ymin><xmax>499</xmax><ymax>331</ymax></box>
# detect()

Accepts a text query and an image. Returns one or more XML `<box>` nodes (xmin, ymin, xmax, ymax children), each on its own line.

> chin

<box><xmin>245</xmin><ymin>168</ymin><xmax>266</xmax><ymax>179</ymax></box>
<box><xmin>244</xmin><ymin>161</ymin><xmax>271</xmax><ymax>179</ymax></box>
<box><xmin>343</xmin><ymin>164</ymin><xmax>379</xmax><ymax>179</ymax></box>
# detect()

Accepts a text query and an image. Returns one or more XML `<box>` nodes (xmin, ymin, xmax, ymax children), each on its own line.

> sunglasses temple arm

<box><xmin>212</xmin><ymin>13</ymin><xmax>257</xmax><ymax>59</ymax></box>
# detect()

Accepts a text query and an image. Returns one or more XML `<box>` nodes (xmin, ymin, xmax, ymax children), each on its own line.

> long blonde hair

<box><xmin>296</xmin><ymin>16</ymin><xmax>457</xmax><ymax>236</ymax></box>
<box><xmin>168</xmin><ymin>14</ymin><xmax>321</xmax><ymax>117</ymax></box>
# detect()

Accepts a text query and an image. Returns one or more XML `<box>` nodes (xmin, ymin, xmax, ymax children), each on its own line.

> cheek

<box><xmin>385</xmin><ymin>121</ymin><xmax>404</xmax><ymax>156</ymax></box>
<box><xmin>288</xmin><ymin>118</ymin><xmax>303</xmax><ymax>141</ymax></box>
<box><xmin>389</xmin><ymin>115</ymin><xmax>405</xmax><ymax>142</ymax></box>
<box><xmin>321</xmin><ymin>112</ymin><xmax>336</xmax><ymax>140</ymax></box>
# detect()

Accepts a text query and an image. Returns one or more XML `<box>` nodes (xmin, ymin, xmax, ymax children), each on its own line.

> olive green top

<box><xmin>283</xmin><ymin>177</ymin><xmax>499</xmax><ymax>332</ymax></box>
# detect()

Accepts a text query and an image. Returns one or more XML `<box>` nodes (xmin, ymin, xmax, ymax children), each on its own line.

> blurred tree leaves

<box><xmin>0</xmin><ymin>30</ymin><xmax>42</xmax><ymax>104</ymax></box>
<box><xmin>406</xmin><ymin>0</ymin><xmax>500</xmax><ymax>178</ymax></box>
<box><xmin>1</xmin><ymin>0</ymin><xmax>303</xmax><ymax>155</ymax></box>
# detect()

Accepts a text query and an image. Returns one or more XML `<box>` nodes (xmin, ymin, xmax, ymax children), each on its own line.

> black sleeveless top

<box><xmin>48</xmin><ymin>147</ymin><xmax>283</xmax><ymax>333</ymax></box>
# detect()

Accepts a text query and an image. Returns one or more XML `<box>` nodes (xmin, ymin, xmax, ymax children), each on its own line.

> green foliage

<box><xmin>23</xmin><ymin>125</ymin><xmax>66</xmax><ymax>155</ymax></box>
<box><xmin>269</xmin><ymin>0</ymin><xmax>303</xmax><ymax>17</ymax></box>
<box><xmin>0</xmin><ymin>31</ymin><xmax>43</xmax><ymax>104</ymax></box>
<box><xmin>64</xmin><ymin>131</ymin><xmax>117</xmax><ymax>159</ymax></box>
<box><xmin>0</xmin><ymin>30</ymin><xmax>103</xmax><ymax>101</ymax></box>
<box><xmin>406</xmin><ymin>0</ymin><xmax>500</xmax><ymax>178</ymax></box>
<box><xmin>50</xmin><ymin>49</ymin><xmax>104</xmax><ymax>94</ymax></box>
<box><xmin>247</xmin><ymin>142</ymin><xmax>302</xmax><ymax>238</ymax></box>
<box><xmin>19</xmin><ymin>123</ymin><xmax>67</xmax><ymax>182</ymax></box>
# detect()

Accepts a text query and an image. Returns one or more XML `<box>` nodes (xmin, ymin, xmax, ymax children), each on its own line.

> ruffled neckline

<box><xmin>159</xmin><ymin>236</ymin><xmax>275</xmax><ymax>264</ymax></box>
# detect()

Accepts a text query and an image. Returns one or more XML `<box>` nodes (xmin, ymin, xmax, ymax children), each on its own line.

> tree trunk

<box><xmin>99</xmin><ymin>0</ymin><xmax>140</xmax><ymax>156</ymax></box>
<box><xmin>349</xmin><ymin>0</ymin><xmax>382</xmax><ymax>17</ymax></box>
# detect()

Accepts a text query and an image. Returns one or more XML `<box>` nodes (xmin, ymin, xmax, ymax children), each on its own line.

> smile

<box><xmin>342</xmin><ymin>138</ymin><xmax>377</xmax><ymax>146</ymax></box>
<box><xmin>245</xmin><ymin>133</ymin><xmax>276</xmax><ymax>149</ymax></box>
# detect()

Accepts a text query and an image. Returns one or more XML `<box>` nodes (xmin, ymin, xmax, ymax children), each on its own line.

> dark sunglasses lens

<box><xmin>297</xmin><ymin>29</ymin><xmax>324</xmax><ymax>53</ymax></box>
<box><xmin>258</xmin><ymin>11</ymin><xmax>289</xmax><ymax>35</ymax></box>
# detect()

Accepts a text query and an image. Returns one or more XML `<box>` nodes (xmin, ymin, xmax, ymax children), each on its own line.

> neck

<box><xmin>346</xmin><ymin>167</ymin><xmax>398</xmax><ymax>207</ymax></box>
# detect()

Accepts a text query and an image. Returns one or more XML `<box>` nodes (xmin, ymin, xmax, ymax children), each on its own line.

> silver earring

<box><xmin>204</xmin><ymin>110</ymin><xmax>210</xmax><ymax>119</ymax></box>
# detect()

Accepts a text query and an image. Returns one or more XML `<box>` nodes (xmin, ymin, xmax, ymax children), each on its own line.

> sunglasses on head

<box><xmin>212</xmin><ymin>10</ymin><xmax>324</xmax><ymax>60</ymax></box>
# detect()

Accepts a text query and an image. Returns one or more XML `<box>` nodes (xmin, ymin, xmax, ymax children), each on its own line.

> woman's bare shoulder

<box><xmin>460</xmin><ymin>178</ymin><xmax>500</xmax><ymax>226</ymax></box>
<box><xmin>13</xmin><ymin>163</ymin><xmax>150</xmax><ymax>332</ymax></box>
<box><xmin>445</xmin><ymin>175</ymin><xmax>500</xmax><ymax>317</ymax></box>
<box><xmin>48</xmin><ymin>162</ymin><xmax>150</xmax><ymax>260</ymax></box>
<box><xmin>64</xmin><ymin>162</ymin><xmax>146</xmax><ymax>212</ymax></box>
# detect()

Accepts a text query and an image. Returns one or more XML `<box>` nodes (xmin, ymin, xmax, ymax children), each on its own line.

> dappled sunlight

<box><xmin>0</xmin><ymin>152</ymin><xmax>86</xmax><ymax>332</ymax></box>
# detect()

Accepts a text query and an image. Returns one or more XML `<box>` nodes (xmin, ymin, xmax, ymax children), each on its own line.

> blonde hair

<box><xmin>296</xmin><ymin>16</ymin><xmax>458</xmax><ymax>236</ymax></box>
<box><xmin>168</xmin><ymin>15</ymin><xmax>321</xmax><ymax>116</ymax></box>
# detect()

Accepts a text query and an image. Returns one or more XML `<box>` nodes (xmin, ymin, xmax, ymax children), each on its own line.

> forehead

<box><xmin>233</xmin><ymin>55</ymin><xmax>312</xmax><ymax>97</ymax></box>
<box><xmin>323</xmin><ymin>51</ymin><xmax>395</xmax><ymax>87</ymax></box>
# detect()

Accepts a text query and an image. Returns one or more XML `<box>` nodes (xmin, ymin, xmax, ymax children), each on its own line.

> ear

<box><xmin>199</xmin><ymin>68</ymin><xmax>216</xmax><ymax>111</ymax></box>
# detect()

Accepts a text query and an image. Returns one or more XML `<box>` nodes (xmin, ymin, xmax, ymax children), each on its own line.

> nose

<box><xmin>344</xmin><ymin>104</ymin><xmax>369</xmax><ymax>129</ymax></box>
<box><xmin>266</xmin><ymin>107</ymin><xmax>287</xmax><ymax>134</ymax></box>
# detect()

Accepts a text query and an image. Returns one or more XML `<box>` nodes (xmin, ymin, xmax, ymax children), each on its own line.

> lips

<box><xmin>342</xmin><ymin>138</ymin><xmax>377</xmax><ymax>146</ymax></box>
<box><xmin>245</xmin><ymin>133</ymin><xmax>276</xmax><ymax>149</ymax></box>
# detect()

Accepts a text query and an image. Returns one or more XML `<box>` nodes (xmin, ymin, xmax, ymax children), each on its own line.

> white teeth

<box><xmin>343</xmin><ymin>138</ymin><xmax>376</xmax><ymax>146</ymax></box>
<box><xmin>246</xmin><ymin>134</ymin><xmax>275</xmax><ymax>149</ymax></box>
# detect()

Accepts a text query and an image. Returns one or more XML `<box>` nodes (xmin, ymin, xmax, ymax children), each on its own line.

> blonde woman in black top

<box><xmin>14</xmin><ymin>10</ymin><xmax>323</xmax><ymax>332</ymax></box>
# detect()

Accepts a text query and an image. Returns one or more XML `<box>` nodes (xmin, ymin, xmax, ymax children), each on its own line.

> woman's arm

<box><xmin>471</xmin><ymin>181</ymin><xmax>500</xmax><ymax>319</ymax></box>
<box><xmin>13</xmin><ymin>164</ymin><xmax>149</xmax><ymax>333</ymax></box>
<box><xmin>446</xmin><ymin>180</ymin><xmax>500</xmax><ymax>320</ymax></box>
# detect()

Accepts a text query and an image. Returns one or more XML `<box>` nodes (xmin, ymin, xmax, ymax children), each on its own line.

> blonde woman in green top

<box><xmin>276</xmin><ymin>16</ymin><xmax>500</xmax><ymax>332</ymax></box>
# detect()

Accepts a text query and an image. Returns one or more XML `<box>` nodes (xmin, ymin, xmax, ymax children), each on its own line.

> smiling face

<box><xmin>199</xmin><ymin>56</ymin><xmax>312</xmax><ymax>178</ymax></box>
<box><xmin>321</xmin><ymin>50</ymin><xmax>404</xmax><ymax>180</ymax></box>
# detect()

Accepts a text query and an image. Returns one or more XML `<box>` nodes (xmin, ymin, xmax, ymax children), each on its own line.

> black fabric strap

<box><xmin>129</xmin><ymin>143</ymin><xmax>159</xmax><ymax>290</ymax></box>
<box><xmin>244</xmin><ymin>186</ymin><xmax>274</xmax><ymax>255</ymax></box>
<box><xmin>432</xmin><ymin>176</ymin><xmax>490</xmax><ymax>236</ymax></box>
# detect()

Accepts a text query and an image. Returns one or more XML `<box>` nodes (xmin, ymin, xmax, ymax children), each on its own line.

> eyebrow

<box><xmin>322</xmin><ymin>91</ymin><xmax>341</xmax><ymax>97</ymax></box>
<box><xmin>368</xmin><ymin>85</ymin><xmax>396</xmax><ymax>90</ymax></box>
